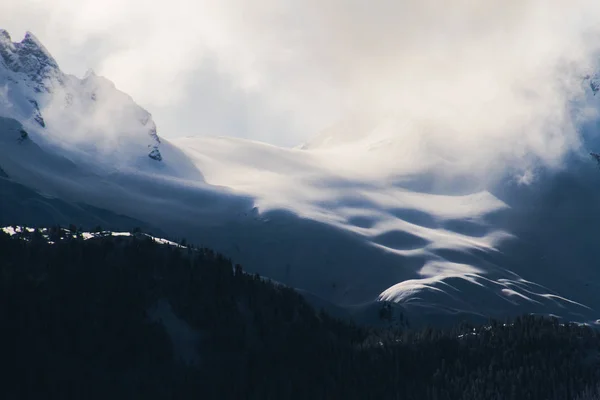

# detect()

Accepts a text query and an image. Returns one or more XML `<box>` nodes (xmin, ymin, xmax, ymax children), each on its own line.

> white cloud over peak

<box><xmin>2</xmin><ymin>0</ymin><xmax>600</xmax><ymax>180</ymax></box>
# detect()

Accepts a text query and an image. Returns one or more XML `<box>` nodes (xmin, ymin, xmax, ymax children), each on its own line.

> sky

<box><xmin>2</xmin><ymin>1</ymin><xmax>600</xmax><ymax>179</ymax></box>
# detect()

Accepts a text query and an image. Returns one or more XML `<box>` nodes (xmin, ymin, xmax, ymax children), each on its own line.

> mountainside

<box><xmin>2</xmin><ymin>30</ymin><xmax>600</xmax><ymax>328</ymax></box>
<box><xmin>0</xmin><ymin>30</ymin><xmax>206</xmax><ymax>177</ymax></box>
<box><xmin>3</xmin><ymin>226</ymin><xmax>600</xmax><ymax>400</ymax></box>
<box><xmin>0</xmin><ymin>174</ymin><xmax>167</xmax><ymax>236</ymax></box>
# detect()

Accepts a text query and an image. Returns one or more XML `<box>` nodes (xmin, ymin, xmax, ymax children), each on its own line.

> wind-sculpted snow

<box><xmin>2</xmin><ymin>30</ymin><xmax>600</xmax><ymax>328</ymax></box>
<box><xmin>172</xmin><ymin>136</ymin><xmax>600</xmax><ymax>326</ymax></box>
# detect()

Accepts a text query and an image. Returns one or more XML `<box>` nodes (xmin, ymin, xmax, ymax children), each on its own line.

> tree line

<box><xmin>1</xmin><ymin>226</ymin><xmax>599</xmax><ymax>399</ymax></box>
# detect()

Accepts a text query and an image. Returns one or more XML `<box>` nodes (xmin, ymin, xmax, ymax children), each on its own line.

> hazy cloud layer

<box><xmin>2</xmin><ymin>1</ymin><xmax>600</xmax><ymax>179</ymax></box>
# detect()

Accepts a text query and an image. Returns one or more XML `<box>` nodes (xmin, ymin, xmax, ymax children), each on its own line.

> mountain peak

<box><xmin>0</xmin><ymin>28</ymin><xmax>166</xmax><ymax>165</ymax></box>
<box><xmin>83</xmin><ymin>68</ymin><xmax>96</xmax><ymax>79</ymax></box>
<box><xmin>0</xmin><ymin>29</ymin><xmax>17</xmax><ymax>67</ymax></box>
<box><xmin>0</xmin><ymin>29</ymin><xmax>10</xmax><ymax>41</ymax></box>
<box><xmin>16</xmin><ymin>31</ymin><xmax>60</xmax><ymax>73</ymax></box>
<box><xmin>0</xmin><ymin>30</ymin><xmax>60</xmax><ymax>88</ymax></box>
<box><xmin>20</xmin><ymin>31</ymin><xmax>58</xmax><ymax>65</ymax></box>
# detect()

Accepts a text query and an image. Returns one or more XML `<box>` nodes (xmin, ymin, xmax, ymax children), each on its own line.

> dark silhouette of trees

<box><xmin>1</xmin><ymin>226</ymin><xmax>599</xmax><ymax>399</ymax></box>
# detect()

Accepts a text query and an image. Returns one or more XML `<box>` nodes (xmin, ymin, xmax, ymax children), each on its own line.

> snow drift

<box><xmin>3</xmin><ymin>29</ymin><xmax>600</xmax><ymax>327</ymax></box>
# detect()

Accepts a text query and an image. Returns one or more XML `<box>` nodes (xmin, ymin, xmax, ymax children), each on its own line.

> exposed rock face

<box><xmin>584</xmin><ymin>73</ymin><xmax>600</xmax><ymax>96</ymax></box>
<box><xmin>27</xmin><ymin>99</ymin><xmax>46</xmax><ymax>127</ymax></box>
<box><xmin>18</xmin><ymin>129</ymin><xmax>28</xmax><ymax>143</ymax></box>
<box><xmin>148</xmin><ymin>146</ymin><xmax>163</xmax><ymax>161</ymax></box>
<box><xmin>0</xmin><ymin>30</ymin><xmax>62</xmax><ymax>92</ymax></box>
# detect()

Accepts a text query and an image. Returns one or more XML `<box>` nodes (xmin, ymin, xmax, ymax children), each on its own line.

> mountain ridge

<box><xmin>2</xmin><ymin>29</ymin><xmax>600</xmax><ymax>329</ymax></box>
<box><xmin>0</xmin><ymin>30</ymin><xmax>163</xmax><ymax>164</ymax></box>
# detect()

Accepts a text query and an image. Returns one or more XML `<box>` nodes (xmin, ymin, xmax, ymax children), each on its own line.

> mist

<box><xmin>2</xmin><ymin>0</ymin><xmax>600</xmax><ymax>181</ymax></box>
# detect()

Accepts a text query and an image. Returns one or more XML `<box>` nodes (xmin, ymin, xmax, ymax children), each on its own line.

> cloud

<box><xmin>0</xmin><ymin>85</ymin><xmax>13</xmax><ymax>113</ymax></box>
<box><xmin>2</xmin><ymin>0</ymin><xmax>600</xmax><ymax>180</ymax></box>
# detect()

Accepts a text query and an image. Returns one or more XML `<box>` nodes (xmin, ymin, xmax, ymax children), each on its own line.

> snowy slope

<box><xmin>3</xmin><ymin>30</ymin><xmax>600</xmax><ymax>327</ymax></box>
<box><xmin>173</xmin><ymin>135</ymin><xmax>600</xmax><ymax>324</ymax></box>
<box><xmin>0</xmin><ymin>30</ymin><xmax>204</xmax><ymax>180</ymax></box>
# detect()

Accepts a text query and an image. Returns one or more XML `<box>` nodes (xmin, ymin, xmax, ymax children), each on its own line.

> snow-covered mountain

<box><xmin>3</xmin><ymin>30</ymin><xmax>600</xmax><ymax>327</ymax></box>
<box><xmin>0</xmin><ymin>30</ymin><xmax>199</xmax><ymax>175</ymax></box>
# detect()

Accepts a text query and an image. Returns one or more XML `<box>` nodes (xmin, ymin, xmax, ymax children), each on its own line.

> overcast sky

<box><xmin>2</xmin><ymin>0</ymin><xmax>600</xmax><ymax>166</ymax></box>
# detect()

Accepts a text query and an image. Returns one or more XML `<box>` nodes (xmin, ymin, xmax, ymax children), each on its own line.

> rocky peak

<box><xmin>18</xmin><ymin>32</ymin><xmax>59</xmax><ymax>68</ymax></box>
<box><xmin>0</xmin><ymin>29</ymin><xmax>17</xmax><ymax>68</ymax></box>
<box><xmin>0</xmin><ymin>30</ymin><xmax>10</xmax><ymax>43</ymax></box>
<box><xmin>1</xmin><ymin>29</ymin><xmax>165</xmax><ymax>163</ymax></box>
<box><xmin>0</xmin><ymin>30</ymin><xmax>61</xmax><ymax>91</ymax></box>
<box><xmin>83</xmin><ymin>68</ymin><xmax>96</xmax><ymax>79</ymax></box>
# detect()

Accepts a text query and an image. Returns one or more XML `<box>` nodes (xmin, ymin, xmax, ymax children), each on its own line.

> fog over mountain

<box><xmin>2</xmin><ymin>0</ymin><xmax>600</xmax><ymax>165</ymax></box>
<box><xmin>2</xmin><ymin>1</ymin><xmax>600</xmax><ymax>329</ymax></box>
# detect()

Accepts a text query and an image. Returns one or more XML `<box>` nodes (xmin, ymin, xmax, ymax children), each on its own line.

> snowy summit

<box><xmin>0</xmin><ymin>30</ymin><xmax>163</xmax><ymax>167</ymax></box>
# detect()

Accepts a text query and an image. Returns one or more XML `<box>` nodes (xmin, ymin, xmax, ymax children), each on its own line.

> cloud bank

<box><xmin>2</xmin><ymin>0</ymin><xmax>600</xmax><ymax>180</ymax></box>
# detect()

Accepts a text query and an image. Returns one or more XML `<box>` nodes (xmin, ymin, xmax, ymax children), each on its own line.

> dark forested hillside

<box><xmin>0</xmin><ymin>175</ymin><xmax>166</xmax><ymax>236</ymax></box>
<box><xmin>1</xmin><ymin>227</ymin><xmax>600</xmax><ymax>400</ymax></box>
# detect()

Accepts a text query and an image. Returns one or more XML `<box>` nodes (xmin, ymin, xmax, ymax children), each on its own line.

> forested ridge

<box><xmin>1</xmin><ymin>226</ymin><xmax>600</xmax><ymax>400</ymax></box>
